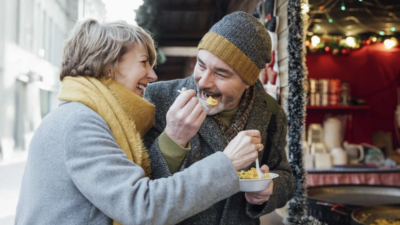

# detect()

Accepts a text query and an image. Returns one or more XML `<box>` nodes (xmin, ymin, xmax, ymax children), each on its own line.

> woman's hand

<box><xmin>245</xmin><ymin>165</ymin><xmax>274</xmax><ymax>205</ymax></box>
<box><xmin>223</xmin><ymin>130</ymin><xmax>263</xmax><ymax>171</ymax></box>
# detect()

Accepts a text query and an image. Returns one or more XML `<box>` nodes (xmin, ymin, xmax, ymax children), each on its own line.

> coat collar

<box><xmin>187</xmin><ymin>76</ymin><xmax>272</xmax><ymax>152</ymax></box>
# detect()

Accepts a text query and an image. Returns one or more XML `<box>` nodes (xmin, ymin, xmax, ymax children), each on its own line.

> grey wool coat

<box><xmin>15</xmin><ymin>101</ymin><xmax>241</xmax><ymax>225</ymax></box>
<box><xmin>143</xmin><ymin>76</ymin><xmax>295</xmax><ymax>225</ymax></box>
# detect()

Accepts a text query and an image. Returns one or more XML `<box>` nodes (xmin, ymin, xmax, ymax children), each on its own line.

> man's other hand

<box><xmin>245</xmin><ymin>165</ymin><xmax>274</xmax><ymax>205</ymax></box>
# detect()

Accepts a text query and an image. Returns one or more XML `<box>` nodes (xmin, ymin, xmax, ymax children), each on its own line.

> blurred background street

<box><xmin>0</xmin><ymin>151</ymin><xmax>27</xmax><ymax>224</ymax></box>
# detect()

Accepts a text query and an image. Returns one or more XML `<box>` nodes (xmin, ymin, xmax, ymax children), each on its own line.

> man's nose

<box><xmin>198</xmin><ymin>70</ymin><xmax>214</xmax><ymax>88</ymax></box>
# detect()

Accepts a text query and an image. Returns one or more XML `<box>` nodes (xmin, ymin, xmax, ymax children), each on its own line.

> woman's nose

<box><xmin>148</xmin><ymin>67</ymin><xmax>158</xmax><ymax>82</ymax></box>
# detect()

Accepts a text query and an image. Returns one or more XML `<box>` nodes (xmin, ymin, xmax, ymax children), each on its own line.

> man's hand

<box><xmin>223</xmin><ymin>130</ymin><xmax>263</xmax><ymax>171</ymax></box>
<box><xmin>165</xmin><ymin>89</ymin><xmax>207</xmax><ymax>147</ymax></box>
<box><xmin>245</xmin><ymin>165</ymin><xmax>274</xmax><ymax>205</ymax></box>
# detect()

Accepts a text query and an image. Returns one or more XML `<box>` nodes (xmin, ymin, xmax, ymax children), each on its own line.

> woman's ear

<box><xmin>108</xmin><ymin>69</ymin><xmax>114</xmax><ymax>78</ymax></box>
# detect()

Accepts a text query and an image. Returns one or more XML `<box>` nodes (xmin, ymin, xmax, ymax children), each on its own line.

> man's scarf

<box><xmin>213</xmin><ymin>85</ymin><xmax>255</xmax><ymax>142</ymax></box>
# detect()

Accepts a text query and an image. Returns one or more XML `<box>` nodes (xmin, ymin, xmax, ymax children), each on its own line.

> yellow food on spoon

<box><xmin>206</xmin><ymin>96</ymin><xmax>218</xmax><ymax>105</ymax></box>
<box><xmin>237</xmin><ymin>168</ymin><xmax>271</xmax><ymax>179</ymax></box>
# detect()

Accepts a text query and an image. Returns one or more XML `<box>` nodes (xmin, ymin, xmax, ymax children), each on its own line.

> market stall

<box><xmin>296</xmin><ymin>0</ymin><xmax>400</xmax><ymax>224</ymax></box>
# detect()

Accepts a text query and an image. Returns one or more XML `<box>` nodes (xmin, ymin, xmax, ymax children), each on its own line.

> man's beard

<box><xmin>197</xmin><ymin>87</ymin><xmax>235</xmax><ymax>115</ymax></box>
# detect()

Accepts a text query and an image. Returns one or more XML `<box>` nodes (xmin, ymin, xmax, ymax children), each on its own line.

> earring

<box><xmin>108</xmin><ymin>74</ymin><xmax>111</xmax><ymax>77</ymax></box>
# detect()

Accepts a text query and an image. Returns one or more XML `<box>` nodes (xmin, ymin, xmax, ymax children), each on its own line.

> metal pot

<box><xmin>351</xmin><ymin>205</ymin><xmax>400</xmax><ymax>225</ymax></box>
<box><xmin>307</xmin><ymin>185</ymin><xmax>400</xmax><ymax>225</ymax></box>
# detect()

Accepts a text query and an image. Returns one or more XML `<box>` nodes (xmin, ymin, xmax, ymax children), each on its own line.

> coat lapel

<box><xmin>185</xmin><ymin>76</ymin><xmax>228</xmax><ymax>152</ymax></box>
<box><xmin>245</xmin><ymin>82</ymin><xmax>272</xmax><ymax>160</ymax></box>
<box><xmin>198</xmin><ymin>116</ymin><xmax>227</xmax><ymax>152</ymax></box>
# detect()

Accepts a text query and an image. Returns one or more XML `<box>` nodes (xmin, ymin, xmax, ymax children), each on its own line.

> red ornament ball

<box><xmin>325</xmin><ymin>46</ymin><xmax>331</xmax><ymax>53</ymax></box>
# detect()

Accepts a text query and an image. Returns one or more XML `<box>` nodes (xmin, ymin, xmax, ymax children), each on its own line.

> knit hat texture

<box><xmin>198</xmin><ymin>11</ymin><xmax>271</xmax><ymax>85</ymax></box>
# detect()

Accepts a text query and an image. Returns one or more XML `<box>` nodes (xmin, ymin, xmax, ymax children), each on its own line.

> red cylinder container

<box><xmin>329</xmin><ymin>79</ymin><xmax>341</xmax><ymax>94</ymax></box>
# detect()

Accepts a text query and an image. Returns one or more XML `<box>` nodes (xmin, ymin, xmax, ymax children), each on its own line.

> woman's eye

<box><xmin>141</xmin><ymin>60</ymin><xmax>148</xmax><ymax>64</ymax></box>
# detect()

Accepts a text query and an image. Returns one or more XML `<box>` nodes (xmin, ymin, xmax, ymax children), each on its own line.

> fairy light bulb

<box><xmin>311</xmin><ymin>35</ymin><xmax>320</xmax><ymax>47</ymax></box>
<box><xmin>346</xmin><ymin>37</ymin><xmax>356</xmax><ymax>48</ymax></box>
<box><xmin>301</xmin><ymin>4</ymin><xmax>310</xmax><ymax>13</ymax></box>
<box><xmin>384</xmin><ymin>38</ymin><xmax>398</xmax><ymax>49</ymax></box>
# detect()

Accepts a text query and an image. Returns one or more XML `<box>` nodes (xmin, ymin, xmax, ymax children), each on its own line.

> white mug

<box><xmin>344</xmin><ymin>142</ymin><xmax>364</xmax><ymax>164</ymax></box>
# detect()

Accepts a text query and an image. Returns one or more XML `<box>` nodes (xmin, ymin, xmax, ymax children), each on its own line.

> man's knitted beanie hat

<box><xmin>198</xmin><ymin>11</ymin><xmax>272</xmax><ymax>85</ymax></box>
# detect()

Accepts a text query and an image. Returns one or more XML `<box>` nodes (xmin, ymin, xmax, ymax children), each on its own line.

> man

<box><xmin>144</xmin><ymin>11</ymin><xmax>295</xmax><ymax>225</ymax></box>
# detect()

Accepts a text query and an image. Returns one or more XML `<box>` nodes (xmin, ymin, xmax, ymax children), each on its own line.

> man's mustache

<box><xmin>198</xmin><ymin>88</ymin><xmax>222</xmax><ymax>96</ymax></box>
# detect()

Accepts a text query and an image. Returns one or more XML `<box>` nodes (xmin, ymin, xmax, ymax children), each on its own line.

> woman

<box><xmin>15</xmin><ymin>19</ymin><xmax>262</xmax><ymax>225</ymax></box>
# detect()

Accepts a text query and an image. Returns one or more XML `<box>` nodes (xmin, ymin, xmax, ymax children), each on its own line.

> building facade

<box><xmin>0</xmin><ymin>0</ymin><xmax>105</xmax><ymax>158</ymax></box>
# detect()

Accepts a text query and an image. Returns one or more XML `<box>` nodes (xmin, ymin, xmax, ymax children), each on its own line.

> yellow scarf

<box><xmin>58</xmin><ymin>75</ymin><xmax>153</xmax><ymax>176</ymax></box>
<box><xmin>58</xmin><ymin>76</ymin><xmax>154</xmax><ymax>225</ymax></box>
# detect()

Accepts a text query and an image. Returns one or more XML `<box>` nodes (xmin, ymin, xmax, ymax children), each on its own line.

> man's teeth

<box><xmin>137</xmin><ymin>84</ymin><xmax>145</xmax><ymax>91</ymax></box>
<box><xmin>205</xmin><ymin>93</ymin><xmax>217</xmax><ymax>98</ymax></box>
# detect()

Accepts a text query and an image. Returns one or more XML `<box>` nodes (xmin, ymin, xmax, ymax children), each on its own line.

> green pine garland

<box><xmin>135</xmin><ymin>0</ymin><xmax>166</xmax><ymax>64</ymax></box>
<box><xmin>286</xmin><ymin>0</ymin><xmax>325</xmax><ymax>224</ymax></box>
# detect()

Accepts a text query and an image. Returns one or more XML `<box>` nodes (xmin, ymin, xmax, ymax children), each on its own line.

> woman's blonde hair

<box><xmin>60</xmin><ymin>19</ymin><xmax>157</xmax><ymax>80</ymax></box>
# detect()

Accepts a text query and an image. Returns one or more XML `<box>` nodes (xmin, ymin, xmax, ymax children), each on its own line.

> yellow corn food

<box><xmin>206</xmin><ymin>96</ymin><xmax>218</xmax><ymax>105</ymax></box>
<box><xmin>359</xmin><ymin>214</ymin><xmax>400</xmax><ymax>225</ymax></box>
<box><xmin>371</xmin><ymin>219</ymin><xmax>400</xmax><ymax>225</ymax></box>
<box><xmin>237</xmin><ymin>168</ymin><xmax>271</xmax><ymax>179</ymax></box>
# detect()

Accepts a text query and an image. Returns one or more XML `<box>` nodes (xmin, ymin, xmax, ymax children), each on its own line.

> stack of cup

<box><xmin>329</xmin><ymin>79</ymin><xmax>341</xmax><ymax>106</ymax></box>
<box><xmin>308</xmin><ymin>79</ymin><xmax>318</xmax><ymax>106</ymax></box>
<box><xmin>319</xmin><ymin>79</ymin><xmax>329</xmax><ymax>106</ymax></box>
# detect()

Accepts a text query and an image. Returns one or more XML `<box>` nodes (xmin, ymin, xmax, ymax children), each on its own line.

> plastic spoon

<box><xmin>255</xmin><ymin>158</ymin><xmax>263</xmax><ymax>179</ymax></box>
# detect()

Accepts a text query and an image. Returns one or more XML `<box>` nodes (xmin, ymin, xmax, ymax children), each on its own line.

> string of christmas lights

<box><xmin>304</xmin><ymin>0</ymin><xmax>399</xmax><ymax>55</ymax></box>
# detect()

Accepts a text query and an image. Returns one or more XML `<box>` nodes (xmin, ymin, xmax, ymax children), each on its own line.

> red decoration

<box><xmin>319</xmin><ymin>6</ymin><xmax>324</xmax><ymax>10</ymax></box>
<box><xmin>366</xmin><ymin>40</ymin><xmax>372</xmax><ymax>45</ymax></box>
<box><xmin>341</xmin><ymin>49</ymin><xmax>350</xmax><ymax>55</ymax></box>
<box><xmin>325</xmin><ymin>46</ymin><xmax>331</xmax><ymax>53</ymax></box>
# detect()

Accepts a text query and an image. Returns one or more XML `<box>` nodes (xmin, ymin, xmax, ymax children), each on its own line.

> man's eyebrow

<box><xmin>197</xmin><ymin>56</ymin><xmax>232</xmax><ymax>75</ymax></box>
<box><xmin>197</xmin><ymin>56</ymin><xmax>205</xmax><ymax>65</ymax></box>
<box><xmin>215</xmin><ymin>67</ymin><xmax>232</xmax><ymax>75</ymax></box>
